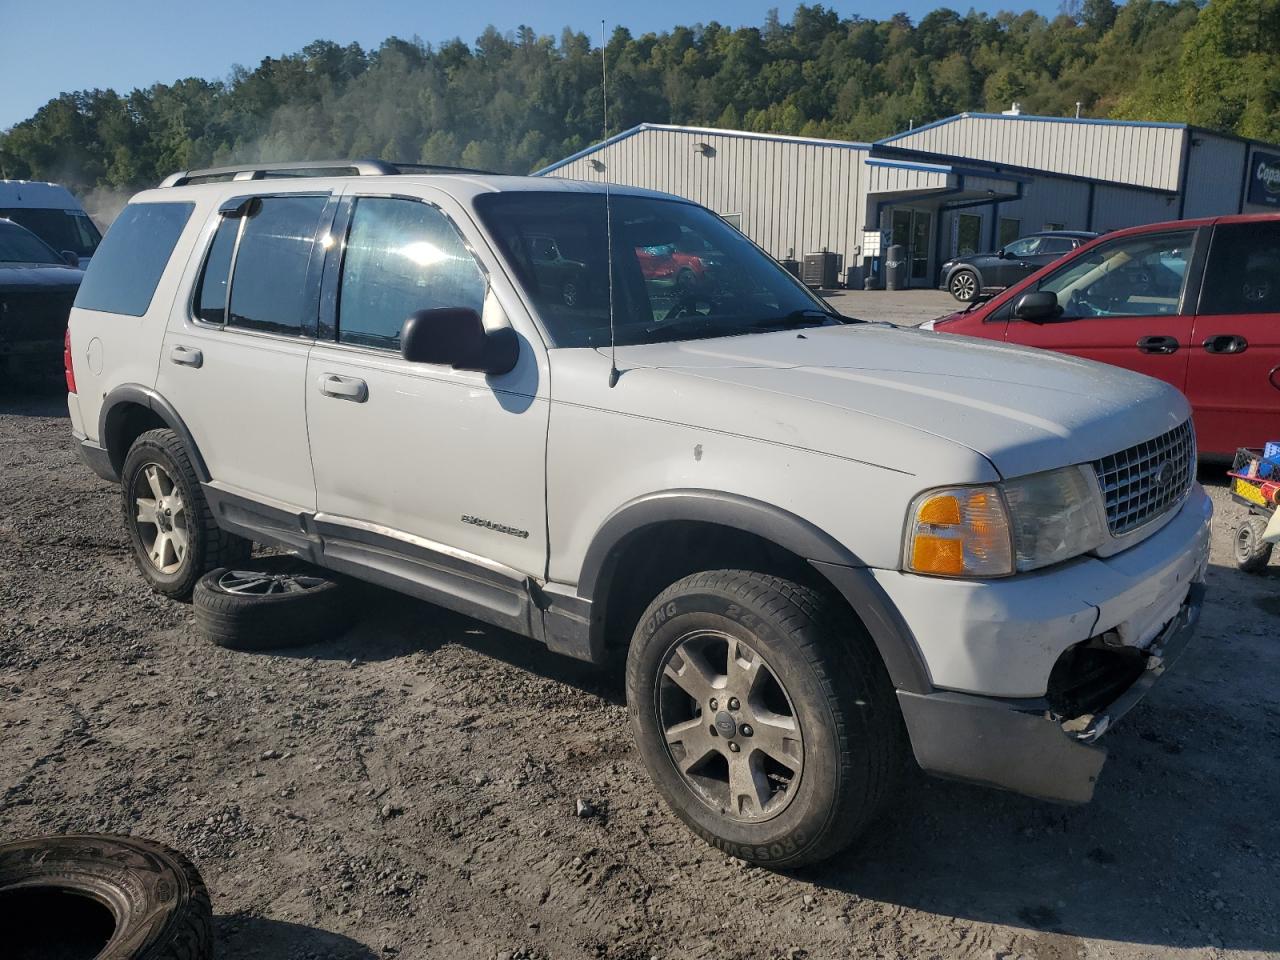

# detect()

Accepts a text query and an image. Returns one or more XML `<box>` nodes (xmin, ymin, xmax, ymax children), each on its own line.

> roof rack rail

<box><xmin>158</xmin><ymin>159</ymin><xmax>496</xmax><ymax>188</ymax></box>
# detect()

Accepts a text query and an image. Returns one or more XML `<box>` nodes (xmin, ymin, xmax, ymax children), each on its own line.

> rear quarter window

<box><xmin>74</xmin><ymin>202</ymin><xmax>194</xmax><ymax>317</ymax></box>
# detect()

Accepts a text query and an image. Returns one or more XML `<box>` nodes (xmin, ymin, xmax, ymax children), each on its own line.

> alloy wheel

<box><xmin>217</xmin><ymin>569</ymin><xmax>328</xmax><ymax>595</ymax></box>
<box><xmin>657</xmin><ymin>629</ymin><xmax>804</xmax><ymax>822</ymax></box>
<box><xmin>951</xmin><ymin>272</ymin><xmax>976</xmax><ymax>301</ymax></box>
<box><xmin>131</xmin><ymin>462</ymin><xmax>189</xmax><ymax>575</ymax></box>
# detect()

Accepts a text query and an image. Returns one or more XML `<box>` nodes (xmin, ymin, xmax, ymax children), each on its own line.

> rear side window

<box><xmin>74</xmin><ymin>202</ymin><xmax>193</xmax><ymax>316</ymax></box>
<box><xmin>1200</xmin><ymin>222</ymin><xmax>1280</xmax><ymax>315</ymax></box>
<box><xmin>226</xmin><ymin>195</ymin><xmax>328</xmax><ymax>335</ymax></box>
<box><xmin>193</xmin><ymin>219</ymin><xmax>238</xmax><ymax>324</ymax></box>
<box><xmin>337</xmin><ymin>197</ymin><xmax>485</xmax><ymax>351</ymax></box>
<box><xmin>1038</xmin><ymin>237</ymin><xmax>1074</xmax><ymax>255</ymax></box>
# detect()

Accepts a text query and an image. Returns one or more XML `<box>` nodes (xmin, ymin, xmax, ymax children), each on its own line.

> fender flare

<box><xmin>577</xmin><ymin>490</ymin><xmax>932</xmax><ymax>694</ymax></box>
<box><xmin>99</xmin><ymin>383</ymin><xmax>211</xmax><ymax>483</ymax></box>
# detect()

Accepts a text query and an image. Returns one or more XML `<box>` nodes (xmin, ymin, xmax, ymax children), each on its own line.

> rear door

<box><xmin>1185</xmin><ymin>220</ymin><xmax>1280</xmax><ymax>456</ymax></box>
<box><xmin>1003</xmin><ymin>227</ymin><xmax>1202</xmax><ymax>392</ymax></box>
<box><xmin>155</xmin><ymin>191</ymin><xmax>333</xmax><ymax>511</ymax></box>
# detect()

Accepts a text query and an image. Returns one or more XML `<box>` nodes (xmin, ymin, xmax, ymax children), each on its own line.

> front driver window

<box><xmin>1004</xmin><ymin>237</ymin><xmax>1041</xmax><ymax>257</ymax></box>
<box><xmin>337</xmin><ymin>197</ymin><xmax>486</xmax><ymax>351</ymax></box>
<box><xmin>1036</xmin><ymin>230</ymin><xmax>1194</xmax><ymax>318</ymax></box>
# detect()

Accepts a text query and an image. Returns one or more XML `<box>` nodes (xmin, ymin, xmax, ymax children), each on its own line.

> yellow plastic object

<box><xmin>1234</xmin><ymin>477</ymin><xmax>1269</xmax><ymax>507</ymax></box>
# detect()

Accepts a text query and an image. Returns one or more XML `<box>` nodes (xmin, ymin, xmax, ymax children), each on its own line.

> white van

<box><xmin>0</xmin><ymin>180</ymin><xmax>102</xmax><ymax>268</ymax></box>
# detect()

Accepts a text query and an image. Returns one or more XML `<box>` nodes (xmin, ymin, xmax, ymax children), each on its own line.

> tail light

<box><xmin>64</xmin><ymin>326</ymin><xmax>77</xmax><ymax>394</ymax></box>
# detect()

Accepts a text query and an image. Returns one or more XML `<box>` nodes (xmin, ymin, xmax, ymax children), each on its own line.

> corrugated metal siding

<box><xmin>995</xmin><ymin>178</ymin><xmax>1093</xmax><ymax>233</ymax></box>
<box><xmin>1182</xmin><ymin>134</ymin><xmax>1249</xmax><ymax>218</ymax></box>
<box><xmin>1091</xmin><ymin>184</ymin><xmax>1181</xmax><ymax>230</ymax></box>
<box><xmin>547</xmin><ymin>128</ymin><xmax>868</xmax><ymax>266</ymax></box>
<box><xmin>865</xmin><ymin>164</ymin><xmax>950</xmax><ymax>195</ymax></box>
<box><xmin>890</xmin><ymin>116</ymin><xmax>1185</xmax><ymax>191</ymax></box>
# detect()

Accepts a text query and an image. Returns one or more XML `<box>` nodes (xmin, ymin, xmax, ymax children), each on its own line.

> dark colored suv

<box><xmin>0</xmin><ymin>218</ymin><xmax>84</xmax><ymax>381</ymax></box>
<box><xmin>940</xmin><ymin>230</ymin><xmax>1097</xmax><ymax>302</ymax></box>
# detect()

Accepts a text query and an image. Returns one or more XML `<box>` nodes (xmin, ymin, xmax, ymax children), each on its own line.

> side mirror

<box><xmin>400</xmin><ymin>307</ymin><xmax>519</xmax><ymax>375</ymax></box>
<box><xmin>1013</xmin><ymin>290</ymin><xmax>1063</xmax><ymax>322</ymax></box>
<box><xmin>995</xmin><ymin>248</ymin><xmax>1008</xmax><ymax>259</ymax></box>
<box><xmin>61</xmin><ymin>250</ymin><xmax>80</xmax><ymax>269</ymax></box>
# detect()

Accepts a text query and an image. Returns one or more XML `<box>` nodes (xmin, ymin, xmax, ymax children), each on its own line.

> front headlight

<box><xmin>904</xmin><ymin>466</ymin><xmax>1106</xmax><ymax>578</ymax></box>
<box><xmin>1002</xmin><ymin>465</ymin><xmax>1107</xmax><ymax>571</ymax></box>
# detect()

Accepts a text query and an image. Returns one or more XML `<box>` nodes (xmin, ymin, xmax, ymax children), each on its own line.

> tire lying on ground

<box><xmin>194</xmin><ymin>554</ymin><xmax>351</xmax><ymax>650</ymax></box>
<box><xmin>0</xmin><ymin>833</ymin><xmax>212</xmax><ymax>960</ymax></box>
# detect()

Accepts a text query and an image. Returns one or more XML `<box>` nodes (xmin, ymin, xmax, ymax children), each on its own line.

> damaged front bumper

<box><xmin>896</xmin><ymin>581</ymin><xmax>1204</xmax><ymax>804</ymax></box>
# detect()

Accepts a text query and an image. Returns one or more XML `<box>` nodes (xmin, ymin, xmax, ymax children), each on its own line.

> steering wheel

<box><xmin>660</xmin><ymin>290</ymin><xmax>716</xmax><ymax>323</ymax></box>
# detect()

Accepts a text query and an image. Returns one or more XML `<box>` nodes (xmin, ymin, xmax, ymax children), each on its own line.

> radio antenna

<box><xmin>602</xmin><ymin>19</ymin><xmax>620</xmax><ymax>388</ymax></box>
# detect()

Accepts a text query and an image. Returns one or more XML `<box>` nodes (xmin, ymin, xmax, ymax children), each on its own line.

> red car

<box><xmin>929</xmin><ymin>214</ymin><xmax>1280</xmax><ymax>458</ymax></box>
<box><xmin>636</xmin><ymin>234</ymin><xmax>721</xmax><ymax>290</ymax></box>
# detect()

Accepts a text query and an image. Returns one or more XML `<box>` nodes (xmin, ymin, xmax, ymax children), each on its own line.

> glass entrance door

<box><xmin>890</xmin><ymin>208</ymin><xmax>933</xmax><ymax>285</ymax></box>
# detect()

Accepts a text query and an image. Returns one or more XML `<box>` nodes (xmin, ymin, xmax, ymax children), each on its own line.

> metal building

<box><xmin>537</xmin><ymin>112</ymin><xmax>1280</xmax><ymax>289</ymax></box>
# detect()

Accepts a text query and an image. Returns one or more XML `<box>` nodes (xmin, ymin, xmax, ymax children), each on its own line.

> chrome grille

<box><xmin>1092</xmin><ymin>420</ymin><xmax>1195</xmax><ymax>537</ymax></box>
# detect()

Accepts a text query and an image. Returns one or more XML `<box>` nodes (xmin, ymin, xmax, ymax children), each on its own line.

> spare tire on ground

<box><xmin>0</xmin><ymin>833</ymin><xmax>212</xmax><ymax>959</ymax></box>
<box><xmin>194</xmin><ymin>554</ymin><xmax>351</xmax><ymax>651</ymax></box>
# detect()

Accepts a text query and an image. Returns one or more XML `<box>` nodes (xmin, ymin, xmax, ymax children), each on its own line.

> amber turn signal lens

<box><xmin>904</xmin><ymin>485</ymin><xmax>1014</xmax><ymax>577</ymax></box>
<box><xmin>911</xmin><ymin>535</ymin><xmax>964</xmax><ymax>575</ymax></box>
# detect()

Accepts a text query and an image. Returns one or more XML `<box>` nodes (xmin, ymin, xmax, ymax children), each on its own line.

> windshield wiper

<box><xmin>751</xmin><ymin>308</ymin><xmax>852</xmax><ymax>329</ymax></box>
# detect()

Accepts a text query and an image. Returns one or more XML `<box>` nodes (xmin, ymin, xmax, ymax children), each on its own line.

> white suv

<box><xmin>67</xmin><ymin>161</ymin><xmax>1211</xmax><ymax>867</ymax></box>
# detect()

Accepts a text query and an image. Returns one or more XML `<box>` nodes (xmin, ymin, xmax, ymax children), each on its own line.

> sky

<box><xmin>0</xmin><ymin>0</ymin><xmax>1062</xmax><ymax>130</ymax></box>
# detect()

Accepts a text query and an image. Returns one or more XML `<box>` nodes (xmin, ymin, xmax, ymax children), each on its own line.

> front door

<box><xmin>304</xmin><ymin>189</ymin><xmax>549</xmax><ymax>579</ymax></box>
<box><xmin>1186</xmin><ymin>220</ymin><xmax>1280</xmax><ymax>455</ymax></box>
<box><xmin>1003</xmin><ymin>227</ymin><xmax>1202</xmax><ymax>393</ymax></box>
<box><xmin>890</xmin><ymin>208</ymin><xmax>932</xmax><ymax>287</ymax></box>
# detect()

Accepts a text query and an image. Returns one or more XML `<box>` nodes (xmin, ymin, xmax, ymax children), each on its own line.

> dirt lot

<box><xmin>2</xmin><ymin>389</ymin><xmax>1279</xmax><ymax>960</ymax></box>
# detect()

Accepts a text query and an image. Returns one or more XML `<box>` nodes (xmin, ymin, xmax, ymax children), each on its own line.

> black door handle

<box><xmin>1137</xmin><ymin>335</ymin><xmax>1179</xmax><ymax>355</ymax></box>
<box><xmin>1203</xmin><ymin>334</ymin><xmax>1248</xmax><ymax>355</ymax></box>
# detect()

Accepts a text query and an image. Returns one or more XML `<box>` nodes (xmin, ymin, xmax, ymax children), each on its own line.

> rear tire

<box><xmin>121</xmin><ymin>429</ymin><xmax>251</xmax><ymax>600</ymax></box>
<box><xmin>625</xmin><ymin>570</ymin><xmax>904</xmax><ymax>868</ymax></box>
<box><xmin>194</xmin><ymin>556</ymin><xmax>351</xmax><ymax>650</ymax></box>
<box><xmin>948</xmin><ymin>269</ymin><xmax>979</xmax><ymax>302</ymax></box>
<box><xmin>0</xmin><ymin>833</ymin><xmax>212</xmax><ymax>959</ymax></box>
<box><xmin>1234</xmin><ymin>515</ymin><xmax>1273</xmax><ymax>573</ymax></box>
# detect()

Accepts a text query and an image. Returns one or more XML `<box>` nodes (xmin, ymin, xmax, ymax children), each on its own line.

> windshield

<box><xmin>0</xmin><ymin>208</ymin><xmax>101</xmax><ymax>258</ymax></box>
<box><xmin>474</xmin><ymin>192</ymin><xmax>838</xmax><ymax>347</ymax></box>
<box><xmin>0</xmin><ymin>219</ymin><xmax>63</xmax><ymax>265</ymax></box>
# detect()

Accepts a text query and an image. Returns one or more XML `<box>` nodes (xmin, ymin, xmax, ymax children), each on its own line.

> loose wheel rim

<box><xmin>656</xmin><ymin>629</ymin><xmax>804</xmax><ymax>823</ymax></box>
<box><xmin>1236</xmin><ymin>524</ymin><xmax>1258</xmax><ymax>561</ymax></box>
<box><xmin>131</xmin><ymin>462</ymin><xmax>190</xmax><ymax>575</ymax></box>
<box><xmin>218</xmin><ymin>569</ymin><xmax>328</xmax><ymax>595</ymax></box>
<box><xmin>952</xmin><ymin>273</ymin><xmax>976</xmax><ymax>300</ymax></box>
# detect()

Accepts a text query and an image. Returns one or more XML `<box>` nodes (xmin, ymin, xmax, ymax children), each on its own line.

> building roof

<box><xmin>535</xmin><ymin>123</ymin><xmax>871</xmax><ymax>176</ymax></box>
<box><xmin>875</xmin><ymin>111</ymin><xmax>1189</xmax><ymax>145</ymax></box>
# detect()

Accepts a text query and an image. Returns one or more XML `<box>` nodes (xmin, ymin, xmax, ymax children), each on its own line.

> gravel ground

<box><xmin>824</xmin><ymin>288</ymin><xmax>958</xmax><ymax>327</ymax></box>
<box><xmin>2</xmin><ymin>388</ymin><xmax>1279</xmax><ymax>960</ymax></box>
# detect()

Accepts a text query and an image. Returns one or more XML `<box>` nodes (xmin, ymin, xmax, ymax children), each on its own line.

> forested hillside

<box><xmin>1</xmin><ymin>0</ymin><xmax>1277</xmax><ymax>199</ymax></box>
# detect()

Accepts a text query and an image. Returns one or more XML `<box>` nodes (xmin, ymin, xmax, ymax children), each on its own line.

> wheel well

<box><xmin>598</xmin><ymin>520</ymin><xmax>833</xmax><ymax>654</ymax></box>
<box><xmin>103</xmin><ymin>402</ymin><xmax>167</xmax><ymax>477</ymax></box>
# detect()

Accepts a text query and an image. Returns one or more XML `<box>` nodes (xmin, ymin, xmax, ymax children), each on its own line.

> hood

<box><xmin>603</xmin><ymin>324</ymin><xmax>1190</xmax><ymax>479</ymax></box>
<box><xmin>0</xmin><ymin>263</ymin><xmax>84</xmax><ymax>292</ymax></box>
<box><xmin>945</xmin><ymin>251</ymin><xmax>994</xmax><ymax>266</ymax></box>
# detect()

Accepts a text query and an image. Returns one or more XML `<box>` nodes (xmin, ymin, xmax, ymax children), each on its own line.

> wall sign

<box><xmin>1248</xmin><ymin>151</ymin><xmax>1280</xmax><ymax>208</ymax></box>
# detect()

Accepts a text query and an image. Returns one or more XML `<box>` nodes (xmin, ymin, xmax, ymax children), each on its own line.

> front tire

<box><xmin>948</xmin><ymin>269</ymin><xmax>979</xmax><ymax>302</ymax></box>
<box><xmin>626</xmin><ymin>570</ymin><xmax>903</xmax><ymax>868</ymax></box>
<box><xmin>121</xmin><ymin>428</ymin><xmax>250</xmax><ymax>600</ymax></box>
